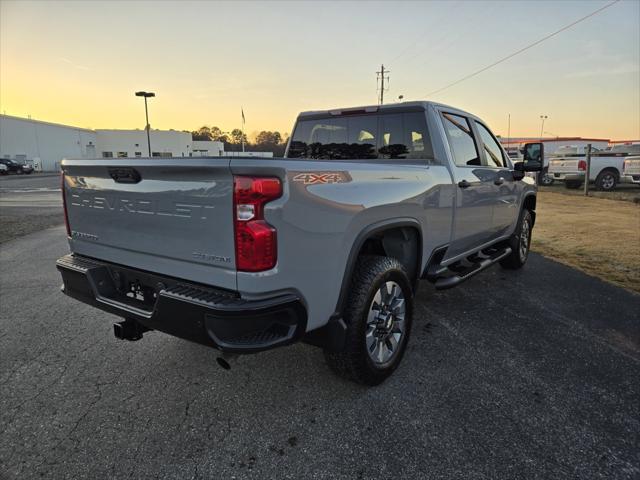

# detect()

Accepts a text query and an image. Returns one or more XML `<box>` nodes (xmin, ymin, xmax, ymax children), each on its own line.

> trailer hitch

<box><xmin>113</xmin><ymin>318</ymin><xmax>151</xmax><ymax>341</ymax></box>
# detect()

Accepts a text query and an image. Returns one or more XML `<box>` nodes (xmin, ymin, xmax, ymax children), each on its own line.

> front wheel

<box><xmin>500</xmin><ymin>209</ymin><xmax>533</xmax><ymax>270</ymax></box>
<box><xmin>324</xmin><ymin>255</ymin><xmax>413</xmax><ymax>386</ymax></box>
<box><xmin>538</xmin><ymin>168</ymin><xmax>554</xmax><ymax>186</ymax></box>
<box><xmin>595</xmin><ymin>171</ymin><xmax>618</xmax><ymax>191</ymax></box>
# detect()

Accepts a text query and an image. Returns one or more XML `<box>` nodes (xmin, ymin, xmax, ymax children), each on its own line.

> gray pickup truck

<box><xmin>56</xmin><ymin>101</ymin><xmax>542</xmax><ymax>385</ymax></box>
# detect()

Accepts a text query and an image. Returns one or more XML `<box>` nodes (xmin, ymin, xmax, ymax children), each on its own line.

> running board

<box><xmin>432</xmin><ymin>247</ymin><xmax>512</xmax><ymax>290</ymax></box>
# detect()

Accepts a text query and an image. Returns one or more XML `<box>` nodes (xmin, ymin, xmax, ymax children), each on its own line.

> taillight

<box><xmin>233</xmin><ymin>176</ymin><xmax>282</xmax><ymax>272</ymax></box>
<box><xmin>578</xmin><ymin>160</ymin><xmax>587</xmax><ymax>171</ymax></box>
<box><xmin>61</xmin><ymin>172</ymin><xmax>71</xmax><ymax>237</ymax></box>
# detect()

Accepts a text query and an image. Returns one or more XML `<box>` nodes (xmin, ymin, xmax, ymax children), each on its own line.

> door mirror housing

<box><xmin>522</xmin><ymin>142</ymin><xmax>544</xmax><ymax>172</ymax></box>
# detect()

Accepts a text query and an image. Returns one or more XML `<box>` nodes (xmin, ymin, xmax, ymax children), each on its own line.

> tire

<box><xmin>324</xmin><ymin>255</ymin><xmax>414</xmax><ymax>386</ymax></box>
<box><xmin>565</xmin><ymin>180</ymin><xmax>582</xmax><ymax>189</ymax></box>
<box><xmin>500</xmin><ymin>209</ymin><xmax>533</xmax><ymax>270</ymax></box>
<box><xmin>538</xmin><ymin>168</ymin><xmax>554</xmax><ymax>186</ymax></box>
<box><xmin>595</xmin><ymin>170</ymin><xmax>618</xmax><ymax>191</ymax></box>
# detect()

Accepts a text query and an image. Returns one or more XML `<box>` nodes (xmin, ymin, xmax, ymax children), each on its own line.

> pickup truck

<box><xmin>621</xmin><ymin>156</ymin><xmax>640</xmax><ymax>185</ymax></box>
<box><xmin>56</xmin><ymin>101</ymin><xmax>542</xmax><ymax>385</ymax></box>
<box><xmin>548</xmin><ymin>144</ymin><xmax>640</xmax><ymax>190</ymax></box>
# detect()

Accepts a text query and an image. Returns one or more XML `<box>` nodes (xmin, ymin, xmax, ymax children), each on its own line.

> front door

<box><xmin>440</xmin><ymin>111</ymin><xmax>497</xmax><ymax>259</ymax></box>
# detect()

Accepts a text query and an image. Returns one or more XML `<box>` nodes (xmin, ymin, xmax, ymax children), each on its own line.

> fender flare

<box><xmin>333</xmin><ymin>217</ymin><xmax>423</xmax><ymax>316</ymax></box>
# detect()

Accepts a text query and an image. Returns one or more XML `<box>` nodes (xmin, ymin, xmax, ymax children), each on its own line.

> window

<box><xmin>442</xmin><ymin>113</ymin><xmax>480</xmax><ymax>166</ymax></box>
<box><xmin>134</xmin><ymin>152</ymin><xmax>142</xmax><ymax>157</ymax></box>
<box><xmin>402</xmin><ymin>112</ymin><xmax>433</xmax><ymax>160</ymax></box>
<box><xmin>288</xmin><ymin>111</ymin><xmax>433</xmax><ymax>161</ymax></box>
<box><xmin>475</xmin><ymin>122</ymin><xmax>505</xmax><ymax>168</ymax></box>
<box><xmin>117</xmin><ymin>152</ymin><xmax>128</xmax><ymax>158</ymax></box>
<box><xmin>102</xmin><ymin>152</ymin><xmax>113</xmax><ymax>158</ymax></box>
<box><xmin>152</xmin><ymin>152</ymin><xmax>172</xmax><ymax>158</ymax></box>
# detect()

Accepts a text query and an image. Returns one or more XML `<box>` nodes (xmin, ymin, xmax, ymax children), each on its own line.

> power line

<box><xmin>424</xmin><ymin>0</ymin><xmax>620</xmax><ymax>98</ymax></box>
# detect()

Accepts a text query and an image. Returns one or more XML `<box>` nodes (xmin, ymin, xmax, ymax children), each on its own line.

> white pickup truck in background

<box><xmin>548</xmin><ymin>144</ymin><xmax>640</xmax><ymax>190</ymax></box>
<box><xmin>621</xmin><ymin>156</ymin><xmax>640</xmax><ymax>186</ymax></box>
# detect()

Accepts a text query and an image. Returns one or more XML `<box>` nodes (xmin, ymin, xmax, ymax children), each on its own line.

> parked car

<box><xmin>56</xmin><ymin>101</ymin><xmax>542</xmax><ymax>385</ymax></box>
<box><xmin>621</xmin><ymin>156</ymin><xmax>640</xmax><ymax>186</ymax></box>
<box><xmin>0</xmin><ymin>163</ymin><xmax>7</xmax><ymax>175</ymax></box>
<box><xmin>548</xmin><ymin>144</ymin><xmax>640</xmax><ymax>190</ymax></box>
<box><xmin>0</xmin><ymin>158</ymin><xmax>34</xmax><ymax>174</ymax></box>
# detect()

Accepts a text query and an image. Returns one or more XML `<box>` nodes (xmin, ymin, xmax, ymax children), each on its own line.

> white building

<box><xmin>192</xmin><ymin>140</ymin><xmax>224</xmax><ymax>157</ymax></box>
<box><xmin>0</xmin><ymin>113</ymin><xmax>277</xmax><ymax>170</ymax></box>
<box><xmin>0</xmin><ymin>114</ymin><xmax>97</xmax><ymax>171</ymax></box>
<box><xmin>95</xmin><ymin>129</ymin><xmax>194</xmax><ymax>159</ymax></box>
<box><xmin>500</xmin><ymin>137</ymin><xmax>610</xmax><ymax>156</ymax></box>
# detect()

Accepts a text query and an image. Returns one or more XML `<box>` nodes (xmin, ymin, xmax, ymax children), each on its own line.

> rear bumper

<box><xmin>621</xmin><ymin>174</ymin><xmax>640</xmax><ymax>184</ymax></box>
<box><xmin>56</xmin><ymin>254</ymin><xmax>307</xmax><ymax>353</ymax></box>
<box><xmin>550</xmin><ymin>172</ymin><xmax>584</xmax><ymax>181</ymax></box>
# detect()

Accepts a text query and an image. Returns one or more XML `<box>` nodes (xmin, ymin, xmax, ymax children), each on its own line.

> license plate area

<box><xmin>108</xmin><ymin>268</ymin><xmax>161</xmax><ymax>312</ymax></box>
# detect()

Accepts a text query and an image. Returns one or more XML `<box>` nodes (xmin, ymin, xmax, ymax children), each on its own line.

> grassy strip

<box><xmin>532</xmin><ymin>191</ymin><xmax>640</xmax><ymax>293</ymax></box>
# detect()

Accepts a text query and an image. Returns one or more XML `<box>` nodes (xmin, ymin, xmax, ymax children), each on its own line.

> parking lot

<box><xmin>1</xmin><ymin>175</ymin><xmax>639</xmax><ymax>479</ymax></box>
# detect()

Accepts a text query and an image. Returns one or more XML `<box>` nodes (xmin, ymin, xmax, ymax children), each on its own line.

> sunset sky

<box><xmin>1</xmin><ymin>0</ymin><xmax>638</xmax><ymax>140</ymax></box>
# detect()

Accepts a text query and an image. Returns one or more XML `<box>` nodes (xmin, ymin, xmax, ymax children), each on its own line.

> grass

<box><xmin>532</xmin><ymin>191</ymin><xmax>640</xmax><ymax>294</ymax></box>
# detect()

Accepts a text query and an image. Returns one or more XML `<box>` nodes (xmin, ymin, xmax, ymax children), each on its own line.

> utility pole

<box><xmin>376</xmin><ymin>64</ymin><xmax>390</xmax><ymax>105</ymax></box>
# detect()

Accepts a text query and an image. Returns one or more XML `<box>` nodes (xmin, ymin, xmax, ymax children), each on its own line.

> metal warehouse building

<box><xmin>0</xmin><ymin>114</ymin><xmax>226</xmax><ymax>171</ymax></box>
<box><xmin>0</xmin><ymin>114</ymin><xmax>97</xmax><ymax>171</ymax></box>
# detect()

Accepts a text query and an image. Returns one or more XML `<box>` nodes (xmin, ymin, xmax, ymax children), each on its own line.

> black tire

<box><xmin>538</xmin><ymin>168</ymin><xmax>554</xmax><ymax>186</ymax></box>
<box><xmin>324</xmin><ymin>255</ymin><xmax>414</xmax><ymax>386</ymax></box>
<box><xmin>565</xmin><ymin>180</ymin><xmax>582</xmax><ymax>189</ymax></box>
<box><xmin>595</xmin><ymin>170</ymin><xmax>618</xmax><ymax>191</ymax></box>
<box><xmin>500</xmin><ymin>209</ymin><xmax>533</xmax><ymax>270</ymax></box>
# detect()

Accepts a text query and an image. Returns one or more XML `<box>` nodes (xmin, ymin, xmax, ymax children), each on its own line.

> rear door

<box><xmin>439</xmin><ymin>111</ymin><xmax>496</xmax><ymax>258</ymax></box>
<box><xmin>473</xmin><ymin>120</ymin><xmax>519</xmax><ymax>237</ymax></box>
<box><xmin>62</xmin><ymin>158</ymin><xmax>237</xmax><ymax>290</ymax></box>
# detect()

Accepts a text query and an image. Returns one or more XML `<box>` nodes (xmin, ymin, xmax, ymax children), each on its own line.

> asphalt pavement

<box><xmin>0</xmin><ymin>174</ymin><xmax>63</xmax><ymax>243</ymax></box>
<box><xmin>1</xmin><ymin>224</ymin><xmax>639</xmax><ymax>479</ymax></box>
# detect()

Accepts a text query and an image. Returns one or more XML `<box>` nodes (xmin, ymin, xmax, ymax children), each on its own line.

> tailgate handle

<box><xmin>108</xmin><ymin>167</ymin><xmax>141</xmax><ymax>184</ymax></box>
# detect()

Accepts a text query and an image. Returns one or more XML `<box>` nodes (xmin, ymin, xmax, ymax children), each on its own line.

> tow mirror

<box><xmin>522</xmin><ymin>142</ymin><xmax>544</xmax><ymax>172</ymax></box>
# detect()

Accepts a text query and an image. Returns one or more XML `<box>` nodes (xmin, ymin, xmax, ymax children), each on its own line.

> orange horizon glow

<box><xmin>1</xmin><ymin>1</ymin><xmax>638</xmax><ymax>141</ymax></box>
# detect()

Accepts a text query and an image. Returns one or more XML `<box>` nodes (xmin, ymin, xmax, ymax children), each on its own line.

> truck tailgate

<box><xmin>549</xmin><ymin>158</ymin><xmax>579</xmax><ymax>173</ymax></box>
<box><xmin>62</xmin><ymin>158</ymin><xmax>237</xmax><ymax>290</ymax></box>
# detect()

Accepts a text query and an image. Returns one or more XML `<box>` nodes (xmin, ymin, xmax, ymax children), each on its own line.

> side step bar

<box><xmin>430</xmin><ymin>246</ymin><xmax>512</xmax><ymax>290</ymax></box>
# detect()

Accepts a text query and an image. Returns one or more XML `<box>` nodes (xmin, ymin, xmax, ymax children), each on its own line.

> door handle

<box><xmin>494</xmin><ymin>177</ymin><xmax>505</xmax><ymax>186</ymax></box>
<box><xmin>458</xmin><ymin>180</ymin><xmax>471</xmax><ymax>189</ymax></box>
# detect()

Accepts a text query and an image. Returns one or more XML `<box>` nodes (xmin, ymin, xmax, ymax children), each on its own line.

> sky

<box><xmin>1</xmin><ymin>0</ymin><xmax>639</xmax><ymax>140</ymax></box>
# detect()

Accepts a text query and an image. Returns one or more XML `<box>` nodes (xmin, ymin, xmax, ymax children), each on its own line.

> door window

<box><xmin>442</xmin><ymin>113</ymin><xmax>480</xmax><ymax>167</ymax></box>
<box><xmin>475</xmin><ymin>122</ymin><xmax>505</xmax><ymax>168</ymax></box>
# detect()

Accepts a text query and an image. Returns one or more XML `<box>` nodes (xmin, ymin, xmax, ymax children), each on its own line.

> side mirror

<box><xmin>522</xmin><ymin>142</ymin><xmax>544</xmax><ymax>172</ymax></box>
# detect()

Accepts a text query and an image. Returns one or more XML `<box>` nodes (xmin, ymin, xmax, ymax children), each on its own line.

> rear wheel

<box><xmin>595</xmin><ymin>170</ymin><xmax>618</xmax><ymax>191</ymax></box>
<box><xmin>324</xmin><ymin>255</ymin><xmax>413</xmax><ymax>386</ymax></box>
<box><xmin>565</xmin><ymin>180</ymin><xmax>582</xmax><ymax>189</ymax></box>
<box><xmin>500</xmin><ymin>209</ymin><xmax>533</xmax><ymax>270</ymax></box>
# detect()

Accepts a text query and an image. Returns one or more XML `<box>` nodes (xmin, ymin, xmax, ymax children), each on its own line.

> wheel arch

<box><xmin>334</xmin><ymin>219</ymin><xmax>422</xmax><ymax>317</ymax></box>
<box><xmin>522</xmin><ymin>193</ymin><xmax>537</xmax><ymax>226</ymax></box>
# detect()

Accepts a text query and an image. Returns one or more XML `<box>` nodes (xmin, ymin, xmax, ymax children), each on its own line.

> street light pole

<box><xmin>539</xmin><ymin>115</ymin><xmax>548</xmax><ymax>139</ymax></box>
<box><xmin>135</xmin><ymin>91</ymin><xmax>155</xmax><ymax>157</ymax></box>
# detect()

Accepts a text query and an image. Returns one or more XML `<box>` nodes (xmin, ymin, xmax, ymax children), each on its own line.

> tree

<box><xmin>229</xmin><ymin>128</ymin><xmax>248</xmax><ymax>145</ymax></box>
<box><xmin>192</xmin><ymin>126</ymin><xmax>213</xmax><ymax>141</ymax></box>
<box><xmin>255</xmin><ymin>131</ymin><xmax>282</xmax><ymax>146</ymax></box>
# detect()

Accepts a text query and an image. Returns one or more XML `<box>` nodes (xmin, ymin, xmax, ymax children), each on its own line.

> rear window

<box><xmin>287</xmin><ymin>112</ymin><xmax>434</xmax><ymax>162</ymax></box>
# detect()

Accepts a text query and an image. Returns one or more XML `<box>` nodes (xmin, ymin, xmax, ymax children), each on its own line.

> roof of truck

<box><xmin>298</xmin><ymin>101</ymin><xmax>456</xmax><ymax>118</ymax></box>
